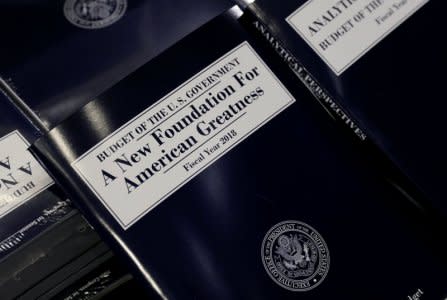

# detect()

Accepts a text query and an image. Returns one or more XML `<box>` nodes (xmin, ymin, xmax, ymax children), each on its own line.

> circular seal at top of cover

<box><xmin>64</xmin><ymin>0</ymin><xmax>127</xmax><ymax>30</ymax></box>
<box><xmin>261</xmin><ymin>220</ymin><xmax>330</xmax><ymax>291</ymax></box>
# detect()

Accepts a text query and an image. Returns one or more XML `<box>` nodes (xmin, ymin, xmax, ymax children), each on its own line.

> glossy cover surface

<box><xmin>0</xmin><ymin>92</ymin><xmax>75</xmax><ymax>261</ymax></box>
<box><xmin>0</xmin><ymin>91</ymin><xmax>120</xmax><ymax>300</ymax></box>
<box><xmin>33</xmin><ymin>9</ymin><xmax>447</xmax><ymax>300</ymax></box>
<box><xmin>0</xmin><ymin>0</ymin><xmax>233</xmax><ymax>129</ymax></box>
<box><xmin>247</xmin><ymin>0</ymin><xmax>447</xmax><ymax>217</ymax></box>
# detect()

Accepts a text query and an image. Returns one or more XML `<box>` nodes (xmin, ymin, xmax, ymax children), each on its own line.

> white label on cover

<box><xmin>0</xmin><ymin>131</ymin><xmax>54</xmax><ymax>218</ymax></box>
<box><xmin>287</xmin><ymin>0</ymin><xmax>429</xmax><ymax>75</ymax></box>
<box><xmin>72</xmin><ymin>42</ymin><xmax>295</xmax><ymax>230</ymax></box>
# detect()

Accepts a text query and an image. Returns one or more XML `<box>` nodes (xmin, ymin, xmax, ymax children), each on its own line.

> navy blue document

<box><xmin>0</xmin><ymin>92</ymin><xmax>74</xmax><ymax>261</ymax></box>
<box><xmin>0</xmin><ymin>0</ymin><xmax>233</xmax><ymax>130</ymax></box>
<box><xmin>32</xmin><ymin>7</ymin><xmax>447</xmax><ymax>299</ymax></box>
<box><xmin>244</xmin><ymin>0</ymin><xmax>447</xmax><ymax>218</ymax></box>
<box><xmin>0</xmin><ymin>90</ymin><xmax>116</xmax><ymax>300</ymax></box>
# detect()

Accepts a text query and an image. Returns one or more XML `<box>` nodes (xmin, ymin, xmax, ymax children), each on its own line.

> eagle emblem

<box><xmin>275</xmin><ymin>234</ymin><xmax>313</xmax><ymax>270</ymax></box>
<box><xmin>261</xmin><ymin>220</ymin><xmax>330</xmax><ymax>291</ymax></box>
<box><xmin>75</xmin><ymin>0</ymin><xmax>115</xmax><ymax>21</ymax></box>
<box><xmin>64</xmin><ymin>0</ymin><xmax>127</xmax><ymax>29</ymax></box>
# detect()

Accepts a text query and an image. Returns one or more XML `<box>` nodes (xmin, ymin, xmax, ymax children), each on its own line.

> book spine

<box><xmin>0</xmin><ymin>200</ymin><xmax>74</xmax><ymax>260</ymax></box>
<box><xmin>243</xmin><ymin>10</ymin><xmax>367</xmax><ymax>141</ymax></box>
<box><xmin>0</xmin><ymin>81</ymin><xmax>75</xmax><ymax>259</ymax></box>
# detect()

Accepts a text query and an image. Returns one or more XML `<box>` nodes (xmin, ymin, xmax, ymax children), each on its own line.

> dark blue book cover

<box><xmin>244</xmin><ymin>0</ymin><xmax>447</xmax><ymax>219</ymax></box>
<box><xmin>0</xmin><ymin>0</ymin><xmax>233</xmax><ymax>129</ymax></box>
<box><xmin>32</xmin><ymin>7</ymin><xmax>447</xmax><ymax>299</ymax></box>
<box><xmin>0</xmin><ymin>92</ymin><xmax>74</xmax><ymax>261</ymax></box>
<box><xmin>0</xmin><ymin>92</ymin><xmax>119</xmax><ymax>300</ymax></box>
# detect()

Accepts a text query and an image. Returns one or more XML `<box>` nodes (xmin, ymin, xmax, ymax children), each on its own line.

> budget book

<box><xmin>244</xmin><ymin>0</ymin><xmax>447</xmax><ymax>220</ymax></box>
<box><xmin>31</xmin><ymin>6</ymin><xmax>447</xmax><ymax>299</ymax></box>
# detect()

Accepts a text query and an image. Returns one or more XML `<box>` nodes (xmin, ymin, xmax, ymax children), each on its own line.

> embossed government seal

<box><xmin>261</xmin><ymin>220</ymin><xmax>330</xmax><ymax>291</ymax></box>
<box><xmin>64</xmin><ymin>0</ymin><xmax>127</xmax><ymax>29</ymax></box>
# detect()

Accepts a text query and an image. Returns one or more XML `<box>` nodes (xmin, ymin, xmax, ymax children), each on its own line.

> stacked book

<box><xmin>1</xmin><ymin>1</ymin><xmax>445</xmax><ymax>299</ymax></box>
